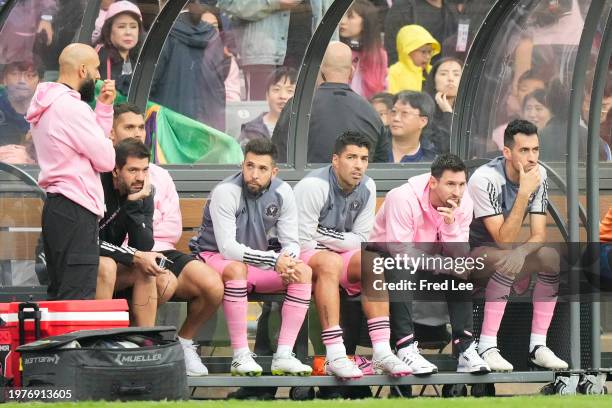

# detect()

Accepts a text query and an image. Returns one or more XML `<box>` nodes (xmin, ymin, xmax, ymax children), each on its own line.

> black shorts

<box><xmin>159</xmin><ymin>250</ymin><xmax>198</xmax><ymax>277</ymax></box>
<box><xmin>43</xmin><ymin>193</ymin><xmax>99</xmax><ymax>300</ymax></box>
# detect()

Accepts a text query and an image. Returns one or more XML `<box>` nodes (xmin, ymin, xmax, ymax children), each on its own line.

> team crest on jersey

<box><xmin>265</xmin><ymin>203</ymin><xmax>280</xmax><ymax>218</ymax></box>
<box><xmin>349</xmin><ymin>199</ymin><xmax>362</xmax><ymax>211</ymax></box>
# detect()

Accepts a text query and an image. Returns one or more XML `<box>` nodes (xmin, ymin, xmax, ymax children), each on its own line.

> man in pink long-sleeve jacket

<box><xmin>26</xmin><ymin>43</ymin><xmax>116</xmax><ymax>300</ymax></box>
<box><xmin>369</xmin><ymin>153</ymin><xmax>490</xmax><ymax>375</ymax></box>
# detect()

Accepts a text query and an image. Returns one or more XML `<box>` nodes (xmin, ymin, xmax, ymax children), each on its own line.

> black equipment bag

<box><xmin>17</xmin><ymin>326</ymin><xmax>188</xmax><ymax>401</ymax></box>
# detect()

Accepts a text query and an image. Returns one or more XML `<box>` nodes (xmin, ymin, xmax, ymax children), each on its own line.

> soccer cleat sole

<box><xmin>374</xmin><ymin>369</ymin><xmax>412</xmax><ymax>377</ymax></box>
<box><xmin>489</xmin><ymin>367</ymin><xmax>513</xmax><ymax>373</ymax></box>
<box><xmin>271</xmin><ymin>369</ymin><xmax>312</xmax><ymax>376</ymax></box>
<box><xmin>231</xmin><ymin>370</ymin><xmax>263</xmax><ymax>376</ymax></box>
<box><xmin>326</xmin><ymin>373</ymin><xmax>364</xmax><ymax>380</ymax></box>
<box><xmin>412</xmin><ymin>367</ymin><xmax>438</xmax><ymax>376</ymax></box>
<box><xmin>457</xmin><ymin>366</ymin><xmax>491</xmax><ymax>375</ymax></box>
<box><xmin>186</xmin><ymin>371</ymin><xmax>209</xmax><ymax>377</ymax></box>
<box><xmin>528</xmin><ymin>359</ymin><xmax>568</xmax><ymax>371</ymax></box>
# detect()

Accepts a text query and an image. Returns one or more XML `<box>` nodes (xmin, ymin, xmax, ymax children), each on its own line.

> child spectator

<box><xmin>387</xmin><ymin>24</ymin><xmax>440</xmax><ymax>94</ymax></box>
<box><xmin>239</xmin><ymin>67</ymin><xmax>297</xmax><ymax>147</ymax></box>
<box><xmin>384</xmin><ymin>0</ymin><xmax>456</xmax><ymax>65</ymax></box>
<box><xmin>370</xmin><ymin>92</ymin><xmax>394</xmax><ymax>126</ymax></box>
<box><xmin>95</xmin><ymin>0</ymin><xmax>144</xmax><ymax>96</ymax></box>
<box><xmin>339</xmin><ymin>0</ymin><xmax>387</xmax><ymax>100</ymax></box>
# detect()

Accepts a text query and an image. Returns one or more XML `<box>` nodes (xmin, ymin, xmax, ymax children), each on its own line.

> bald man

<box><xmin>272</xmin><ymin>41</ymin><xmax>389</xmax><ymax>163</ymax></box>
<box><xmin>26</xmin><ymin>43</ymin><xmax>117</xmax><ymax>300</ymax></box>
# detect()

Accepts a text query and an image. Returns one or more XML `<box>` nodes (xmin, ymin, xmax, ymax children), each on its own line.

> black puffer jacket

<box><xmin>150</xmin><ymin>13</ymin><xmax>228</xmax><ymax>130</ymax></box>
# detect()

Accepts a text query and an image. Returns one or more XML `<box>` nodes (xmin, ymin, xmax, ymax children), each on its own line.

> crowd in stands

<box><xmin>1</xmin><ymin>0</ymin><xmax>610</xmax><ymax>166</ymax></box>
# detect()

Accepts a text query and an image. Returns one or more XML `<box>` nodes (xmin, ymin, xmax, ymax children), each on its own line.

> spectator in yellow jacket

<box><xmin>387</xmin><ymin>25</ymin><xmax>440</xmax><ymax>94</ymax></box>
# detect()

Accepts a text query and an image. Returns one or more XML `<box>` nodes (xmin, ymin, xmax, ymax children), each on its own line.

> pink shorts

<box><xmin>300</xmin><ymin>248</ymin><xmax>362</xmax><ymax>296</ymax></box>
<box><xmin>198</xmin><ymin>251</ymin><xmax>285</xmax><ymax>293</ymax></box>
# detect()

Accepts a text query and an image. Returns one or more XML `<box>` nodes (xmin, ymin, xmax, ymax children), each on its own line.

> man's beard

<box><xmin>79</xmin><ymin>77</ymin><xmax>96</xmax><ymax>103</ymax></box>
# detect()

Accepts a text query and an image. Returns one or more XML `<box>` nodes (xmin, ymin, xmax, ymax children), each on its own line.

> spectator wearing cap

<box><xmin>95</xmin><ymin>0</ymin><xmax>144</xmax><ymax>96</ymax></box>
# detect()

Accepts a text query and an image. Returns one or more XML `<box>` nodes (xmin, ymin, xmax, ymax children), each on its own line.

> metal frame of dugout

<box><xmin>0</xmin><ymin>0</ymin><xmax>611</xmax><ymax>397</ymax></box>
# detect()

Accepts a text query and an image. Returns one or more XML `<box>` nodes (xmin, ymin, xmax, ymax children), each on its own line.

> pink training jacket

<box><xmin>370</xmin><ymin>172</ymin><xmax>473</xmax><ymax>243</ymax></box>
<box><xmin>149</xmin><ymin>163</ymin><xmax>182</xmax><ymax>251</ymax></box>
<box><xmin>26</xmin><ymin>82</ymin><xmax>115</xmax><ymax>217</ymax></box>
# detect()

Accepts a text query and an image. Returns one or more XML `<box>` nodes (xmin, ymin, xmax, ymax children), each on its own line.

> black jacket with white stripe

<box><xmin>98</xmin><ymin>172</ymin><xmax>155</xmax><ymax>265</ymax></box>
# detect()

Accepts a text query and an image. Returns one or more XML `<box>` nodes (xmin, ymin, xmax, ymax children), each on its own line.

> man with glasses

<box><xmin>387</xmin><ymin>91</ymin><xmax>437</xmax><ymax>163</ymax></box>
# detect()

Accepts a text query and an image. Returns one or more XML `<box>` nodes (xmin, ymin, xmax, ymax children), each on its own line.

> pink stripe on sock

<box><xmin>278</xmin><ymin>283</ymin><xmax>311</xmax><ymax>347</ymax></box>
<box><xmin>481</xmin><ymin>272</ymin><xmax>512</xmax><ymax>337</ymax></box>
<box><xmin>367</xmin><ymin>316</ymin><xmax>390</xmax><ymax>345</ymax></box>
<box><xmin>396</xmin><ymin>334</ymin><xmax>414</xmax><ymax>347</ymax></box>
<box><xmin>223</xmin><ymin>280</ymin><xmax>248</xmax><ymax>350</ymax></box>
<box><xmin>531</xmin><ymin>273</ymin><xmax>559</xmax><ymax>335</ymax></box>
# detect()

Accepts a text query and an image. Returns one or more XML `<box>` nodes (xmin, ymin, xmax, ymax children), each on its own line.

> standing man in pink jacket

<box><xmin>26</xmin><ymin>43</ymin><xmax>116</xmax><ymax>300</ymax></box>
<box><xmin>370</xmin><ymin>153</ymin><xmax>490</xmax><ymax>374</ymax></box>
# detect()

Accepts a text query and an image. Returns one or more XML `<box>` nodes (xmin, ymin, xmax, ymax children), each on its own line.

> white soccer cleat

<box><xmin>372</xmin><ymin>353</ymin><xmax>412</xmax><ymax>377</ymax></box>
<box><xmin>480</xmin><ymin>347</ymin><xmax>513</xmax><ymax>372</ymax></box>
<box><xmin>397</xmin><ymin>342</ymin><xmax>438</xmax><ymax>375</ymax></box>
<box><xmin>530</xmin><ymin>346</ymin><xmax>568</xmax><ymax>370</ymax></box>
<box><xmin>457</xmin><ymin>342</ymin><xmax>491</xmax><ymax>374</ymax></box>
<box><xmin>324</xmin><ymin>356</ymin><xmax>363</xmax><ymax>380</ymax></box>
<box><xmin>271</xmin><ymin>352</ymin><xmax>312</xmax><ymax>376</ymax></box>
<box><xmin>181</xmin><ymin>342</ymin><xmax>209</xmax><ymax>376</ymax></box>
<box><xmin>231</xmin><ymin>351</ymin><xmax>263</xmax><ymax>376</ymax></box>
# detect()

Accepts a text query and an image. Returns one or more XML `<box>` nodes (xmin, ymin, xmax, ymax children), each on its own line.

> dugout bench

<box><xmin>0</xmin><ymin>162</ymin><xmax>610</xmax><ymax>398</ymax></box>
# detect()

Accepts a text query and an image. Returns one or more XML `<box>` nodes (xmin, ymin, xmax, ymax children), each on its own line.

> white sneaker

<box><xmin>480</xmin><ymin>347</ymin><xmax>513</xmax><ymax>372</ymax></box>
<box><xmin>324</xmin><ymin>356</ymin><xmax>363</xmax><ymax>379</ymax></box>
<box><xmin>271</xmin><ymin>352</ymin><xmax>312</xmax><ymax>376</ymax></box>
<box><xmin>457</xmin><ymin>342</ymin><xmax>491</xmax><ymax>374</ymax></box>
<box><xmin>397</xmin><ymin>342</ymin><xmax>438</xmax><ymax>375</ymax></box>
<box><xmin>530</xmin><ymin>346</ymin><xmax>568</xmax><ymax>370</ymax></box>
<box><xmin>182</xmin><ymin>343</ymin><xmax>209</xmax><ymax>376</ymax></box>
<box><xmin>231</xmin><ymin>352</ymin><xmax>263</xmax><ymax>376</ymax></box>
<box><xmin>372</xmin><ymin>353</ymin><xmax>412</xmax><ymax>377</ymax></box>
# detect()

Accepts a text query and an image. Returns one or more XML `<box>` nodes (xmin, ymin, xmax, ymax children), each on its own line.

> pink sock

<box><xmin>367</xmin><ymin>316</ymin><xmax>390</xmax><ymax>345</ymax></box>
<box><xmin>223</xmin><ymin>280</ymin><xmax>248</xmax><ymax>350</ymax></box>
<box><xmin>321</xmin><ymin>325</ymin><xmax>344</xmax><ymax>346</ymax></box>
<box><xmin>481</xmin><ymin>272</ymin><xmax>513</xmax><ymax>337</ymax></box>
<box><xmin>278</xmin><ymin>283</ymin><xmax>312</xmax><ymax>348</ymax></box>
<box><xmin>532</xmin><ymin>273</ymin><xmax>559</xmax><ymax>335</ymax></box>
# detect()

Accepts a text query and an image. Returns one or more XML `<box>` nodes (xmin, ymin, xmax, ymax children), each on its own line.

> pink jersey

<box><xmin>370</xmin><ymin>172</ymin><xmax>473</xmax><ymax>243</ymax></box>
<box><xmin>149</xmin><ymin>163</ymin><xmax>182</xmax><ymax>251</ymax></box>
<box><xmin>26</xmin><ymin>82</ymin><xmax>115</xmax><ymax>217</ymax></box>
